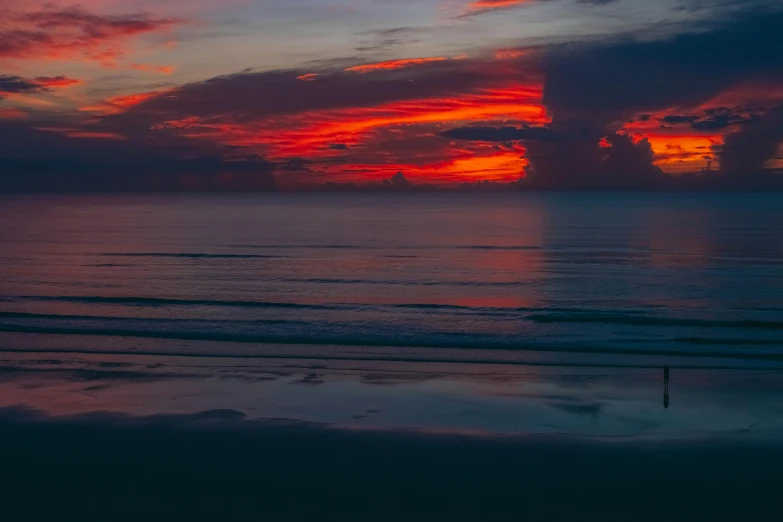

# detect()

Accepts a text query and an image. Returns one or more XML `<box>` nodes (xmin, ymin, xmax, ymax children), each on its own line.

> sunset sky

<box><xmin>1</xmin><ymin>0</ymin><xmax>782</xmax><ymax>190</ymax></box>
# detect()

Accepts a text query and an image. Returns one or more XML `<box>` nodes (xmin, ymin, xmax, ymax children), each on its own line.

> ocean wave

<box><xmin>101</xmin><ymin>253</ymin><xmax>286</xmax><ymax>259</ymax></box>
<box><xmin>0</xmin><ymin>295</ymin><xmax>632</xmax><ymax>316</ymax></box>
<box><xmin>454</xmin><ymin>245</ymin><xmax>540</xmax><ymax>251</ymax></box>
<box><xmin>674</xmin><ymin>337</ymin><xmax>783</xmax><ymax>346</ymax></box>
<box><xmin>272</xmin><ymin>278</ymin><xmax>531</xmax><ymax>287</ymax></box>
<box><xmin>228</xmin><ymin>244</ymin><xmax>361</xmax><ymax>250</ymax></box>
<box><xmin>2</xmin><ymin>322</ymin><xmax>782</xmax><ymax>361</ymax></box>
<box><xmin>528</xmin><ymin>313</ymin><xmax>783</xmax><ymax>330</ymax></box>
<box><xmin>3</xmin><ymin>296</ymin><xmax>342</xmax><ymax>310</ymax></box>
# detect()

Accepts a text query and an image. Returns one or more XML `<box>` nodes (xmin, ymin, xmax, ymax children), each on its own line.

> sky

<box><xmin>1</xmin><ymin>0</ymin><xmax>782</xmax><ymax>190</ymax></box>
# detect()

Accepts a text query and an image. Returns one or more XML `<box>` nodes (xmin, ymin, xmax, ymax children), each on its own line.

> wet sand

<box><xmin>0</xmin><ymin>350</ymin><xmax>782</xmax><ymax>520</ymax></box>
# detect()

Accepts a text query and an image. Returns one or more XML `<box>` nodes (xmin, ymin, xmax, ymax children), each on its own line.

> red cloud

<box><xmin>36</xmin><ymin>127</ymin><xmax>127</xmax><ymax>140</ymax></box>
<box><xmin>0</xmin><ymin>108</ymin><xmax>28</xmax><ymax>120</ymax></box>
<box><xmin>151</xmin><ymin>80</ymin><xmax>546</xmax><ymax>184</ymax></box>
<box><xmin>0</xmin><ymin>6</ymin><xmax>183</xmax><ymax>66</ymax></box>
<box><xmin>345</xmin><ymin>57</ymin><xmax>449</xmax><ymax>73</ymax></box>
<box><xmin>80</xmin><ymin>89</ymin><xmax>172</xmax><ymax>114</ymax></box>
<box><xmin>0</xmin><ymin>74</ymin><xmax>81</xmax><ymax>98</ymax></box>
<box><xmin>31</xmin><ymin>76</ymin><xmax>82</xmax><ymax>88</ymax></box>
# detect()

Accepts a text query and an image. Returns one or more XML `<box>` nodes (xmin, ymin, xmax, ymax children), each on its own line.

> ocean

<box><xmin>1</xmin><ymin>192</ymin><xmax>782</xmax><ymax>369</ymax></box>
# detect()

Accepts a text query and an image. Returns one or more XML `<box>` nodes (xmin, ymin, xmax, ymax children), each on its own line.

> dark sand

<box><xmin>1</xmin><ymin>407</ymin><xmax>782</xmax><ymax>522</ymax></box>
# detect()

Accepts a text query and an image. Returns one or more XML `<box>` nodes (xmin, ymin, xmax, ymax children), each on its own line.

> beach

<box><xmin>1</xmin><ymin>193</ymin><xmax>782</xmax><ymax>520</ymax></box>
<box><xmin>1</xmin><ymin>352</ymin><xmax>782</xmax><ymax>521</ymax></box>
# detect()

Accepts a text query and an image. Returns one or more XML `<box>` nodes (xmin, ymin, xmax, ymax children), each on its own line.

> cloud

<box><xmin>541</xmin><ymin>8</ymin><xmax>783</xmax><ymax>118</ymax></box>
<box><xmin>353</xmin><ymin>26</ymin><xmax>424</xmax><ymax>53</ymax></box>
<box><xmin>121</xmin><ymin>57</ymin><xmax>535</xmax><ymax>123</ymax></box>
<box><xmin>0</xmin><ymin>5</ymin><xmax>183</xmax><ymax>66</ymax></box>
<box><xmin>495</xmin><ymin>49</ymin><xmax>529</xmax><ymax>60</ymax></box>
<box><xmin>524</xmin><ymin>131</ymin><xmax>669</xmax><ymax>189</ymax></box>
<box><xmin>0</xmin><ymin>75</ymin><xmax>45</xmax><ymax>96</ymax></box>
<box><xmin>345</xmin><ymin>57</ymin><xmax>450</xmax><ymax>73</ymax></box>
<box><xmin>0</xmin><ymin>74</ymin><xmax>81</xmax><ymax>98</ymax></box>
<box><xmin>527</xmin><ymin>7</ymin><xmax>783</xmax><ymax>187</ymax></box>
<box><xmin>147</xmin><ymin>81</ymin><xmax>546</xmax><ymax>171</ymax></box>
<box><xmin>130</xmin><ymin>64</ymin><xmax>176</xmax><ymax>74</ymax></box>
<box><xmin>465</xmin><ymin>0</ymin><xmax>535</xmax><ymax>15</ymax></box>
<box><xmin>0</xmin><ymin>111</ymin><xmax>279</xmax><ymax>192</ymax></box>
<box><xmin>0</xmin><ymin>108</ymin><xmax>28</xmax><ymax>120</ymax></box>
<box><xmin>80</xmin><ymin>89</ymin><xmax>176</xmax><ymax>114</ymax></box>
<box><xmin>440</xmin><ymin>125</ymin><xmax>563</xmax><ymax>142</ymax></box>
<box><xmin>2</xmin><ymin>4</ymin><xmax>782</xmax><ymax>192</ymax></box>
<box><xmin>109</xmin><ymin>54</ymin><xmax>544</xmax><ymax>186</ymax></box>
<box><xmin>462</xmin><ymin>0</ymin><xmax>616</xmax><ymax>17</ymax></box>
<box><xmin>660</xmin><ymin>115</ymin><xmax>698</xmax><ymax>124</ymax></box>
<box><xmin>691</xmin><ymin>109</ymin><xmax>759</xmax><ymax>131</ymax></box>
<box><xmin>721</xmin><ymin>104</ymin><xmax>783</xmax><ymax>175</ymax></box>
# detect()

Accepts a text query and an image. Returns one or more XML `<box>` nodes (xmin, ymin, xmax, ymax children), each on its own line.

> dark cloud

<box><xmin>659</xmin><ymin>115</ymin><xmax>698</xmax><ymax>124</ymax></box>
<box><xmin>0</xmin><ymin>6</ymin><xmax>182</xmax><ymax>65</ymax></box>
<box><xmin>527</xmin><ymin>7</ymin><xmax>783</xmax><ymax>189</ymax></box>
<box><xmin>122</xmin><ymin>59</ymin><xmax>498</xmax><ymax>122</ymax></box>
<box><xmin>542</xmin><ymin>8</ymin><xmax>783</xmax><ymax>117</ymax></box>
<box><xmin>655</xmin><ymin>108</ymin><xmax>760</xmax><ymax>131</ymax></box>
<box><xmin>692</xmin><ymin>111</ymin><xmax>759</xmax><ymax>131</ymax></box>
<box><xmin>440</xmin><ymin>125</ymin><xmax>564</xmax><ymax>142</ymax></box>
<box><xmin>721</xmin><ymin>105</ymin><xmax>783</xmax><ymax>175</ymax></box>
<box><xmin>692</xmin><ymin>114</ymin><xmax>732</xmax><ymax>131</ymax></box>
<box><xmin>0</xmin><ymin>120</ymin><xmax>277</xmax><ymax>192</ymax></box>
<box><xmin>0</xmin><ymin>75</ymin><xmax>81</xmax><ymax>98</ymax></box>
<box><xmin>0</xmin><ymin>75</ymin><xmax>43</xmax><ymax>97</ymax></box>
<box><xmin>353</xmin><ymin>26</ymin><xmax>424</xmax><ymax>53</ymax></box>
<box><xmin>524</xmin><ymin>132</ymin><xmax>669</xmax><ymax>189</ymax></box>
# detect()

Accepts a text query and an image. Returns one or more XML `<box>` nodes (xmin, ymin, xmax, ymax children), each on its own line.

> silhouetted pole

<box><xmin>663</xmin><ymin>365</ymin><xmax>670</xmax><ymax>409</ymax></box>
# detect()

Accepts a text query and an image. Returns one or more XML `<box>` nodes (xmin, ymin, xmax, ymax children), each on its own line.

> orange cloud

<box><xmin>80</xmin><ymin>89</ymin><xmax>172</xmax><ymax>114</ymax></box>
<box><xmin>36</xmin><ymin>126</ymin><xmax>127</xmax><ymax>139</ymax></box>
<box><xmin>130</xmin><ymin>64</ymin><xmax>176</xmax><ymax>74</ymax></box>
<box><xmin>494</xmin><ymin>49</ymin><xmax>529</xmax><ymax>60</ymax></box>
<box><xmin>155</xmin><ymin>83</ymin><xmax>545</xmax><ymax>155</ymax></box>
<box><xmin>468</xmin><ymin>0</ymin><xmax>533</xmax><ymax>11</ymax></box>
<box><xmin>619</xmin><ymin>81</ymin><xmax>783</xmax><ymax>174</ymax></box>
<box><xmin>296</xmin><ymin>73</ymin><xmax>318</xmax><ymax>81</ymax></box>
<box><xmin>317</xmin><ymin>149</ymin><xmax>528</xmax><ymax>184</ymax></box>
<box><xmin>152</xmin><ymin>80</ymin><xmax>545</xmax><ymax>184</ymax></box>
<box><xmin>619</xmin><ymin>129</ymin><xmax>723</xmax><ymax>173</ymax></box>
<box><xmin>64</xmin><ymin>131</ymin><xmax>127</xmax><ymax>139</ymax></box>
<box><xmin>644</xmin><ymin>134</ymin><xmax>723</xmax><ymax>172</ymax></box>
<box><xmin>345</xmin><ymin>57</ymin><xmax>449</xmax><ymax>73</ymax></box>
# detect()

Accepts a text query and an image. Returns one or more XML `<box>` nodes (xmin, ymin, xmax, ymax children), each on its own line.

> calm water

<box><xmin>1</xmin><ymin>193</ymin><xmax>782</xmax><ymax>367</ymax></box>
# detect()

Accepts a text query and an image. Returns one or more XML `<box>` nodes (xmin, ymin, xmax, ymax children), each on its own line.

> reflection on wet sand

<box><xmin>0</xmin><ymin>352</ymin><xmax>781</xmax><ymax>439</ymax></box>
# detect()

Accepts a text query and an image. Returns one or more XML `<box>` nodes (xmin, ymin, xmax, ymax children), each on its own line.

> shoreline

<box><xmin>1</xmin><ymin>348</ymin><xmax>781</xmax><ymax>440</ymax></box>
<box><xmin>1</xmin><ymin>346</ymin><xmax>782</xmax><ymax>520</ymax></box>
